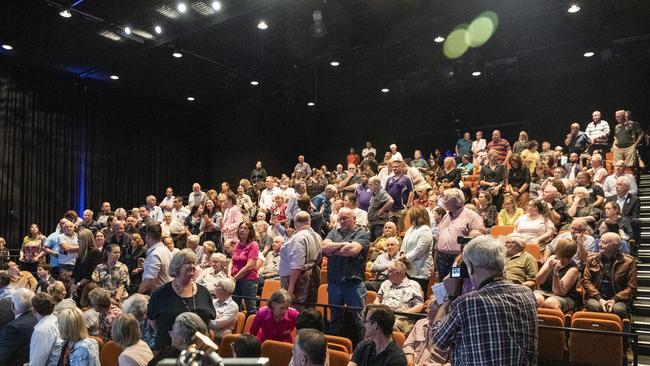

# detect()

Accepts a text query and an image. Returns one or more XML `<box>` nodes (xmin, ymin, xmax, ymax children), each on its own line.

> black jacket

<box><xmin>606</xmin><ymin>194</ymin><xmax>640</xmax><ymax>221</ymax></box>
<box><xmin>0</xmin><ymin>311</ymin><xmax>38</xmax><ymax>366</ymax></box>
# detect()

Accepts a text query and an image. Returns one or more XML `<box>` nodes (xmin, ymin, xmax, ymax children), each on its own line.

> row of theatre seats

<box><xmin>538</xmin><ymin>308</ymin><xmax>632</xmax><ymax>366</ymax></box>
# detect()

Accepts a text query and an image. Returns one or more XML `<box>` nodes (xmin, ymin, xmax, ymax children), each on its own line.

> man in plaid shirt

<box><xmin>431</xmin><ymin>236</ymin><xmax>538</xmax><ymax>365</ymax></box>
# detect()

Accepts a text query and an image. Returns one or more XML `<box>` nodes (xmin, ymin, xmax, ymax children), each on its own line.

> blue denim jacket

<box><xmin>69</xmin><ymin>338</ymin><xmax>100</xmax><ymax>366</ymax></box>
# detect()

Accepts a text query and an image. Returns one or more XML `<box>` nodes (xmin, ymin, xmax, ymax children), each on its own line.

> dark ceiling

<box><xmin>1</xmin><ymin>0</ymin><xmax>650</xmax><ymax>111</ymax></box>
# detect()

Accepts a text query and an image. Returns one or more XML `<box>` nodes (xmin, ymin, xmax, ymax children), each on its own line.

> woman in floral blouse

<box><xmin>92</xmin><ymin>243</ymin><xmax>130</xmax><ymax>302</ymax></box>
<box><xmin>20</xmin><ymin>223</ymin><xmax>46</xmax><ymax>273</ymax></box>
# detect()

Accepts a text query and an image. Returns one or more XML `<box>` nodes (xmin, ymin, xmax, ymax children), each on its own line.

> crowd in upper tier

<box><xmin>0</xmin><ymin>108</ymin><xmax>643</xmax><ymax>366</ymax></box>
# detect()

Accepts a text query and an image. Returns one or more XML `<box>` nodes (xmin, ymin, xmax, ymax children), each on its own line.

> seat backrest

<box><xmin>99</xmin><ymin>340</ymin><xmax>123</xmax><ymax>366</ymax></box>
<box><xmin>525</xmin><ymin>243</ymin><xmax>541</xmax><ymax>260</ymax></box>
<box><xmin>261</xmin><ymin>340</ymin><xmax>293</xmax><ymax>366</ymax></box>
<box><xmin>320</xmin><ymin>269</ymin><xmax>328</xmax><ymax>285</ymax></box>
<box><xmin>538</xmin><ymin>307</ymin><xmax>564</xmax><ymax>319</ymax></box>
<box><xmin>89</xmin><ymin>335</ymin><xmax>104</xmax><ymax>352</ymax></box>
<box><xmin>317</xmin><ymin>284</ymin><xmax>329</xmax><ymax>319</ymax></box>
<box><xmin>244</xmin><ymin>314</ymin><xmax>256</xmax><ymax>334</ymax></box>
<box><xmin>366</xmin><ymin>291</ymin><xmax>377</xmax><ymax>305</ymax></box>
<box><xmin>569</xmin><ymin>318</ymin><xmax>623</xmax><ymax>366</ymax></box>
<box><xmin>571</xmin><ymin>311</ymin><xmax>622</xmax><ymax>327</ymax></box>
<box><xmin>491</xmin><ymin>225</ymin><xmax>515</xmax><ymax>237</ymax></box>
<box><xmin>327</xmin><ymin>342</ymin><xmax>349</xmax><ymax>353</ymax></box>
<box><xmin>233</xmin><ymin>311</ymin><xmax>246</xmax><ymax>334</ymax></box>
<box><xmin>537</xmin><ymin>314</ymin><xmax>566</xmax><ymax>362</ymax></box>
<box><xmin>260</xmin><ymin>279</ymin><xmax>281</xmax><ymax>308</ymax></box>
<box><xmin>219</xmin><ymin>333</ymin><xmax>240</xmax><ymax>358</ymax></box>
<box><xmin>324</xmin><ymin>334</ymin><xmax>353</xmax><ymax>354</ymax></box>
<box><xmin>392</xmin><ymin>331</ymin><xmax>406</xmax><ymax>347</ymax></box>
<box><xmin>328</xmin><ymin>349</ymin><xmax>351</xmax><ymax>366</ymax></box>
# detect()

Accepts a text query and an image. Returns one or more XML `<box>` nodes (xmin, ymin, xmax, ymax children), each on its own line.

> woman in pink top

<box><xmin>222</xmin><ymin>192</ymin><xmax>243</xmax><ymax>243</ymax></box>
<box><xmin>250</xmin><ymin>289</ymin><xmax>299</xmax><ymax>343</ymax></box>
<box><xmin>232</xmin><ymin>221</ymin><xmax>259</xmax><ymax>314</ymax></box>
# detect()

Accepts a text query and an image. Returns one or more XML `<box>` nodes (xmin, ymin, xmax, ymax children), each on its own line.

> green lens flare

<box><xmin>444</xmin><ymin>28</ymin><xmax>469</xmax><ymax>59</ymax></box>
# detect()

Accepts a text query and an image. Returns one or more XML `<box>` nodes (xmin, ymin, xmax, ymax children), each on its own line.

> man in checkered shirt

<box><xmin>431</xmin><ymin>235</ymin><xmax>538</xmax><ymax>365</ymax></box>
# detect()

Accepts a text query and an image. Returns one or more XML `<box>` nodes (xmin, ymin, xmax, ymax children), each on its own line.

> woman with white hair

<box><xmin>122</xmin><ymin>293</ymin><xmax>156</xmax><ymax>348</ymax></box>
<box><xmin>565</xmin><ymin>186</ymin><xmax>599</xmax><ymax>229</ymax></box>
<box><xmin>111</xmin><ymin>314</ymin><xmax>153</xmax><ymax>366</ymax></box>
<box><xmin>148</xmin><ymin>312</ymin><xmax>209</xmax><ymax>366</ymax></box>
<box><xmin>210</xmin><ymin>277</ymin><xmax>239</xmax><ymax>342</ymax></box>
<box><xmin>147</xmin><ymin>249</ymin><xmax>215</xmax><ymax>350</ymax></box>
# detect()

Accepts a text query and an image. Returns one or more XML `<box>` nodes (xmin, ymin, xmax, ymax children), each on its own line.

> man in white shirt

<box><xmin>159</xmin><ymin>187</ymin><xmax>175</xmax><ymax>212</ymax></box>
<box><xmin>388</xmin><ymin>143</ymin><xmax>403</xmax><ymax>161</ymax></box>
<box><xmin>188</xmin><ymin>183</ymin><xmax>207</xmax><ymax>208</ymax></box>
<box><xmin>138</xmin><ymin>224</ymin><xmax>172</xmax><ymax>294</ymax></box>
<box><xmin>29</xmin><ymin>292</ymin><xmax>63</xmax><ymax>366</ymax></box>
<box><xmin>259</xmin><ymin>176</ymin><xmax>282</xmax><ymax>211</ymax></box>
<box><xmin>171</xmin><ymin>197</ymin><xmax>190</xmax><ymax>249</ymax></box>
<box><xmin>585</xmin><ymin>110</ymin><xmax>610</xmax><ymax>154</ymax></box>
<box><xmin>362</xmin><ymin>141</ymin><xmax>377</xmax><ymax>159</ymax></box>
<box><xmin>146</xmin><ymin>195</ymin><xmax>164</xmax><ymax>223</ymax></box>
<box><xmin>603</xmin><ymin>160</ymin><xmax>637</xmax><ymax>197</ymax></box>
<box><xmin>58</xmin><ymin>221</ymin><xmax>78</xmax><ymax>272</ymax></box>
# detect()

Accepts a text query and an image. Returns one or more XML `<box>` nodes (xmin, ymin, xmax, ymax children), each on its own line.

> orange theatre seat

<box><xmin>325</xmin><ymin>334</ymin><xmax>353</xmax><ymax>354</ymax></box>
<box><xmin>244</xmin><ymin>314</ymin><xmax>256</xmax><ymax>334</ymax></box>
<box><xmin>89</xmin><ymin>336</ymin><xmax>104</xmax><ymax>353</ymax></box>
<box><xmin>366</xmin><ymin>291</ymin><xmax>377</xmax><ymax>305</ymax></box>
<box><xmin>569</xmin><ymin>317</ymin><xmax>623</xmax><ymax>366</ymax></box>
<box><xmin>260</xmin><ymin>279</ymin><xmax>281</xmax><ymax>308</ymax></box>
<box><xmin>317</xmin><ymin>284</ymin><xmax>329</xmax><ymax>320</ymax></box>
<box><xmin>234</xmin><ymin>311</ymin><xmax>246</xmax><ymax>334</ymax></box>
<box><xmin>524</xmin><ymin>243</ymin><xmax>541</xmax><ymax>260</ymax></box>
<box><xmin>537</xmin><ymin>313</ymin><xmax>566</xmax><ymax>362</ymax></box>
<box><xmin>99</xmin><ymin>341</ymin><xmax>123</xmax><ymax>366</ymax></box>
<box><xmin>327</xmin><ymin>342</ymin><xmax>349</xmax><ymax>353</ymax></box>
<box><xmin>328</xmin><ymin>349</ymin><xmax>351</xmax><ymax>366</ymax></box>
<box><xmin>219</xmin><ymin>333</ymin><xmax>240</xmax><ymax>358</ymax></box>
<box><xmin>392</xmin><ymin>331</ymin><xmax>406</xmax><ymax>347</ymax></box>
<box><xmin>490</xmin><ymin>225</ymin><xmax>514</xmax><ymax>237</ymax></box>
<box><xmin>261</xmin><ymin>340</ymin><xmax>293</xmax><ymax>366</ymax></box>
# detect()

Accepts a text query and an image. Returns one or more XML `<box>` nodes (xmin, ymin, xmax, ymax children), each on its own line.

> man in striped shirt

<box><xmin>486</xmin><ymin>130</ymin><xmax>511</xmax><ymax>164</ymax></box>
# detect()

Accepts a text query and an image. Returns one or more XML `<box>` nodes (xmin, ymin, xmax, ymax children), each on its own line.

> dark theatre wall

<box><xmin>1</xmin><ymin>57</ymin><xmax>648</xmax><ymax>246</ymax></box>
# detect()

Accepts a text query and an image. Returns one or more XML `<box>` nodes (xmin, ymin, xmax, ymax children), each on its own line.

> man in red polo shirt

<box><xmin>487</xmin><ymin>130</ymin><xmax>511</xmax><ymax>164</ymax></box>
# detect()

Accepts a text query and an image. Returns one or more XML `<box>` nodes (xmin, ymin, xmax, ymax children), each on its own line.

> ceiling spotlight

<box><xmin>59</xmin><ymin>9</ymin><xmax>72</xmax><ymax>18</ymax></box>
<box><xmin>187</xmin><ymin>96</ymin><xmax>195</xmax><ymax>101</ymax></box>
<box><xmin>211</xmin><ymin>1</ymin><xmax>222</xmax><ymax>11</ymax></box>
<box><xmin>568</xmin><ymin>4</ymin><xmax>580</xmax><ymax>13</ymax></box>
<box><xmin>124</xmin><ymin>27</ymin><xmax>131</xmax><ymax>35</ymax></box>
<box><xmin>433</xmin><ymin>36</ymin><xmax>445</xmax><ymax>43</ymax></box>
<box><xmin>330</xmin><ymin>61</ymin><xmax>340</xmax><ymax>67</ymax></box>
<box><xmin>154</xmin><ymin>25</ymin><xmax>162</xmax><ymax>34</ymax></box>
<box><xmin>583</xmin><ymin>51</ymin><xmax>595</xmax><ymax>57</ymax></box>
<box><xmin>307</xmin><ymin>102</ymin><xmax>315</xmax><ymax>107</ymax></box>
<box><xmin>257</xmin><ymin>21</ymin><xmax>268</xmax><ymax>30</ymax></box>
<box><xmin>472</xmin><ymin>71</ymin><xmax>482</xmax><ymax>76</ymax></box>
<box><xmin>1</xmin><ymin>44</ymin><xmax>13</xmax><ymax>50</ymax></box>
<box><xmin>172</xmin><ymin>52</ymin><xmax>183</xmax><ymax>58</ymax></box>
<box><xmin>381</xmin><ymin>88</ymin><xmax>389</xmax><ymax>93</ymax></box>
<box><xmin>250</xmin><ymin>80</ymin><xmax>260</xmax><ymax>86</ymax></box>
<box><xmin>310</xmin><ymin>10</ymin><xmax>327</xmax><ymax>38</ymax></box>
<box><xmin>109</xmin><ymin>75</ymin><xmax>119</xmax><ymax>80</ymax></box>
<box><xmin>177</xmin><ymin>2</ymin><xmax>187</xmax><ymax>13</ymax></box>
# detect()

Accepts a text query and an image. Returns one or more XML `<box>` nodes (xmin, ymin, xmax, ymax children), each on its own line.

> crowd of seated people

<box><xmin>0</xmin><ymin>109</ymin><xmax>644</xmax><ymax>365</ymax></box>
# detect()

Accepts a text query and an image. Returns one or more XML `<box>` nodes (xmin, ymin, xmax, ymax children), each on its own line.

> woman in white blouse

<box><xmin>513</xmin><ymin>199</ymin><xmax>556</xmax><ymax>252</ymax></box>
<box><xmin>471</xmin><ymin>130</ymin><xmax>487</xmax><ymax>165</ymax></box>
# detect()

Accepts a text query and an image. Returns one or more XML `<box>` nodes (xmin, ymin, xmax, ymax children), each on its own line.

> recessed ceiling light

<box><xmin>154</xmin><ymin>25</ymin><xmax>162</xmax><ymax>34</ymax></box>
<box><xmin>568</xmin><ymin>5</ymin><xmax>580</xmax><ymax>13</ymax></box>
<box><xmin>132</xmin><ymin>29</ymin><xmax>154</xmax><ymax>39</ymax></box>
<box><xmin>110</xmin><ymin>75</ymin><xmax>119</xmax><ymax>80</ymax></box>
<box><xmin>59</xmin><ymin>10</ymin><xmax>72</xmax><ymax>18</ymax></box>
<box><xmin>330</xmin><ymin>61</ymin><xmax>340</xmax><ymax>67</ymax></box>
<box><xmin>434</xmin><ymin>36</ymin><xmax>445</xmax><ymax>43</ymax></box>
<box><xmin>172</xmin><ymin>52</ymin><xmax>183</xmax><ymax>58</ymax></box>
<box><xmin>472</xmin><ymin>71</ymin><xmax>482</xmax><ymax>76</ymax></box>
<box><xmin>307</xmin><ymin>102</ymin><xmax>315</xmax><ymax>107</ymax></box>
<box><xmin>156</xmin><ymin>5</ymin><xmax>180</xmax><ymax>19</ymax></box>
<box><xmin>250</xmin><ymin>80</ymin><xmax>260</xmax><ymax>86</ymax></box>
<box><xmin>177</xmin><ymin>3</ymin><xmax>187</xmax><ymax>13</ymax></box>
<box><xmin>381</xmin><ymin>88</ymin><xmax>389</xmax><ymax>93</ymax></box>
<box><xmin>212</xmin><ymin>1</ymin><xmax>222</xmax><ymax>11</ymax></box>
<box><xmin>124</xmin><ymin>27</ymin><xmax>131</xmax><ymax>35</ymax></box>
<box><xmin>187</xmin><ymin>96</ymin><xmax>195</xmax><ymax>101</ymax></box>
<box><xmin>257</xmin><ymin>21</ymin><xmax>269</xmax><ymax>30</ymax></box>
<box><xmin>98</xmin><ymin>30</ymin><xmax>123</xmax><ymax>42</ymax></box>
<box><xmin>583</xmin><ymin>51</ymin><xmax>595</xmax><ymax>57</ymax></box>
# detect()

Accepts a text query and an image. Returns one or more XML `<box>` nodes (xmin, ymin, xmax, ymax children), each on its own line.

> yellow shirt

<box><xmin>520</xmin><ymin>149</ymin><xmax>540</xmax><ymax>174</ymax></box>
<box><xmin>498</xmin><ymin>208</ymin><xmax>524</xmax><ymax>226</ymax></box>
